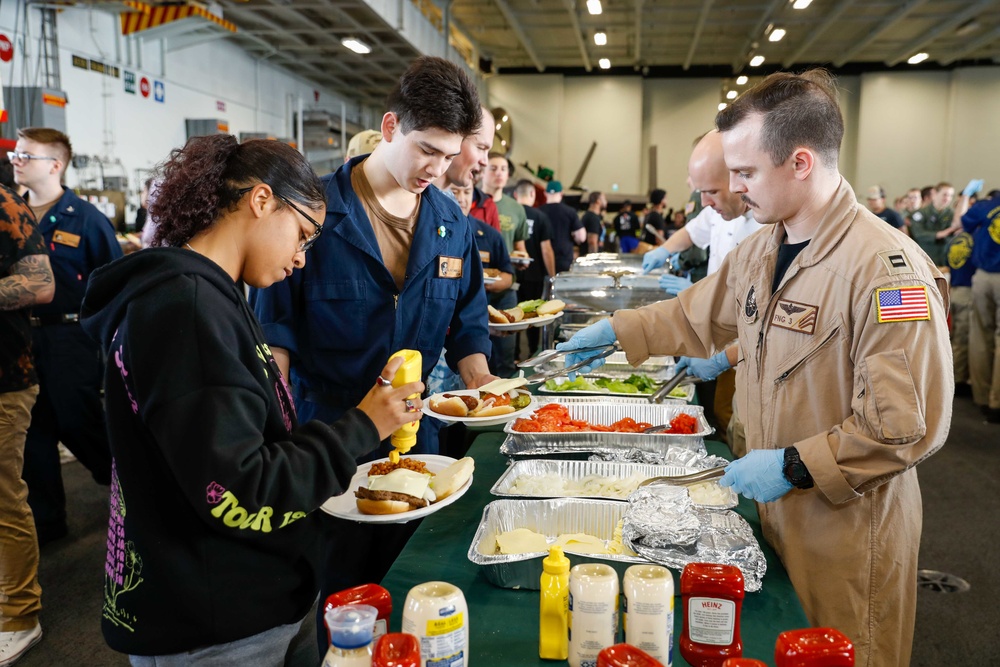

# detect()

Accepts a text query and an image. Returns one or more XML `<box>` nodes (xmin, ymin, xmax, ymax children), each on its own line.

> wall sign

<box><xmin>153</xmin><ymin>81</ymin><xmax>165</xmax><ymax>103</ymax></box>
<box><xmin>124</xmin><ymin>71</ymin><xmax>136</xmax><ymax>94</ymax></box>
<box><xmin>0</xmin><ymin>34</ymin><xmax>13</xmax><ymax>63</ymax></box>
<box><xmin>216</xmin><ymin>100</ymin><xmax>226</xmax><ymax>112</ymax></box>
<box><xmin>140</xmin><ymin>77</ymin><xmax>150</xmax><ymax>98</ymax></box>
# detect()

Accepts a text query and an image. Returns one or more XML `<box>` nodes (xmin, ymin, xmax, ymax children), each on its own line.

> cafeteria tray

<box><xmin>490</xmin><ymin>459</ymin><xmax>691</xmax><ymax>500</ymax></box>
<box><xmin>467</xmin><ymin>498</ymin><xmax>645</xmax><ymax>589</ymax></box>
<box><xmin>503</xmin><ymin>400</ymin><xmax>711</xmax><ymax>453</ymax></box>
<box><xmin>538</xmin><ymin>376</ymin><xmax>695</xmax><ymax>402</ymax></box>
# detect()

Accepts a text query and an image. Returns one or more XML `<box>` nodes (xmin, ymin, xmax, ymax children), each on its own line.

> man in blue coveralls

<box><xmin>13</xmin><ymin>127</ymin><xmax>121</xmax><ymax>544</ymax></box>
<box><xmin>250</xmin><ymin>56</ymin><xmax>494</xmax><ymax>654</ymax></box>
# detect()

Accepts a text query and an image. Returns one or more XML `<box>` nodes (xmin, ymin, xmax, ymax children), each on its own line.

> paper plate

<box><xmin>321</xmin><ymin>454</ymin><xmax>473</xmax><ymax>524</ymax></box>
<box><xmin>489</xmin><ymin>311</ymin><xmax>563</xmax><ymax>333</ymax></box>
<box><xmin>422</xmin><ymin>389</ymin><xmax>536</xmax><ymax>427</ymax></box>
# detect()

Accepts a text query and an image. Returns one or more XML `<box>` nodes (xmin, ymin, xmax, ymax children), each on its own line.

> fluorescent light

<box><xmin>726</xmin><ymin>90</ymin><xmax>737</xmax><ymax>100</ymax></box>
<box><xmin>718</xmin><ymin>102</ymin><xmax>727</xmax><ymax>111</ymax></box>
<box><xmin>598</xmin><ymin>58</ymin><xmax>611</xmax><ymax>69</ymax></box>
<box><xmin>594</xmin><ymin>31</ymin><xmax>607</xmax><ymax>46</ymax></box>
<box><xmin>501</xmin><ymin>115</ymin><xmax>508</xmax><ymax>122</ymax></box>
<box><xmin>907</xmin><ymin>52</ymin><xmax>929</xmax><ymax>64</ymax></box>
<box><xmin>750</xmin><ymin>55</ymin><xmax>765</xmax><ymax>67</ymax></box>
<box><xmin>496</xmin><ymin>123</ymin><xmax>502</xmax><ymax>130</ymax></box>
<box><xmin>769</xmin><ymin>28</ymin><xmax>786</xmax><ymax>42</ymax></box>
<box><xmin>736</xmin><ymin>75</ymin><xmax>748</xmax><ymax>85</ymax></box>
<box><xmin>587</xmin><ymin>0</ymin><xmax>602</xmax><ymax>15</ymax></box>
<box><xmin>341</xmin><ymin>38</ymin><xmax>370</xmax><ymax>54</ymax></box>
<box><xmin>501</xmin><ymin>140</ymin><xmax>507</xmax><ymax>146</ymax></box>
<box><xmin>792</xmin><ymin>0</ymin><xmax>812</xmax><ymax>8</ymax></box>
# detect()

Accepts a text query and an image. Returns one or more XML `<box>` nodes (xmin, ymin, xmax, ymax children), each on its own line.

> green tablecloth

<box><xmin>380</xmin><ymin>432</ymin><xmax>808</xmax><ymax>666</ymax></box>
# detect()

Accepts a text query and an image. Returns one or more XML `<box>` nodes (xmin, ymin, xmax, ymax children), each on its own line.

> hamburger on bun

<box><xmin>355</xmin><ymin>468</ymin><xmax>435</xmax><ymax>515</ymax></box>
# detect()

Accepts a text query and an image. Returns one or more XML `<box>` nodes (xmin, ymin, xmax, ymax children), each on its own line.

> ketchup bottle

<box><xmin>775</xmin><ymin>628</ymin><xmax>854</xmax><ymax>666</ymax></box>
<box><xmin>325</xmin><ymin>584</ymin><xmax>392</xmax><ymax>647</ymax></box>
<box><xmin>597</xmin><ymin>643</ymin><xmax>664</xmax><ymax>667</ymax></box>
<box><xmin>373</xmin><ymin>633</ymin><xmax>421</xmax><ymax>667</ymax></box>
<box><xmin>679</xmin><ymin>563</ymin><xmax>744</xmax><ymax>667</ymax></box>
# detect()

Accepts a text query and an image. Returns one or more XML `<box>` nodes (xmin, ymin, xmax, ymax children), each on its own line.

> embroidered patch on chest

<box><xmin>770</xmin><ymin>299</ymin><xmax>819</xmax><ymax>335</ymax></box>
<box><xmin>875</xmin><ymin>286</ymin><xmax>930</xmax><ymax>323</ymax></box>
<box><xmin>479</xmin><ymin>250</ymin><xmax>490</xmax><ymax>265</ymax></box>
<box><xmin>437</xmin><ymin>255</ymin><xmax>463</xmax><ymax>278</ymax></box>
<box><xmin>877</xmin><ymin>249</ymin><xmax>912</xmax><ymax>276</ymax></box>
<box><xmin>743</xmin><ymin>285</ymin><xmax>758</xmax><ymax>323</ymax></box>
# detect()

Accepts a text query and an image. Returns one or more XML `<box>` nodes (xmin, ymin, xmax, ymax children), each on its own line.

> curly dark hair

<box><xmin>386</xmin><ymin>56</ymin><xmax>481</xmax><ymax>137</ymax></box>
<box><xmin>148</xmin><ymin>135</ymin><xmax>325</xmax><ymax>248</ymax></box>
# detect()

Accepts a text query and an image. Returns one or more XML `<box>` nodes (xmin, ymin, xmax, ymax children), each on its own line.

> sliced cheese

<box><xmin>495</xmin><ymin>528</ymin><xmax>549</xmax><ymax>554</ymax></box>
<box><xmin>369</xmin><ymin>469</ymin><xmax>435</xmax><ymax>501</ymax></box>
<box><xmin>478</xmin><ymin>377</ymin><xmax>529</xmax><ymax>396</ymax></box>
<box><xmin>553</xmin><ymin>532</ymin><xmax>609</xmax><ymax>555</ymax></box>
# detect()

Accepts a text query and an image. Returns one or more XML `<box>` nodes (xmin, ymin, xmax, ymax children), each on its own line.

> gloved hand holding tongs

<box><xmin>552</xmin><ymin>319</ymin><xmax>618</xmax><ymax>379</ymax></box>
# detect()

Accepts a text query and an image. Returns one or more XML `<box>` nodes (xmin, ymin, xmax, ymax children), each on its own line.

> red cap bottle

<box><xmin>679</xmin><ymin>563</ymin><xmax>745</xmax><ymax>667</ymax></box>
<box><xmin>597</xmin><ymin>643</ymin><xmax>665</xmax><ymax>666</ymax></box>
<box><xmin>372</xmin><ymin>633</ymin><xmax>421</xmax><ymax>667</ymax></box>
<box><xmin>325</xmin><ymin>584</ymin><xmax>392</xmax><ymax>646</ymax></box>
<box><xmin>775</xmin><ymin>628</ymin><xmax>854</xmax><ymax>666</ymax></box>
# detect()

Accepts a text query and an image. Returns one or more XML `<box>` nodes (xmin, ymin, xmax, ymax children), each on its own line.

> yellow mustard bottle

<box><xmin>388</xmin><ymin>349</ymin><xmax>422</xmax><ymax>463</ymax></box>
<box><xmin>539</xmin><ymin>545</ymin><xmax>571</xmax><ymax>660</ymax></box>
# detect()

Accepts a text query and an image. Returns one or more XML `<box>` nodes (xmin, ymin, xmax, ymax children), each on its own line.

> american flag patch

<box><xmin>875</xmin><ymin>286</ymin><xmax>930</xmax><ymax>323</ymax></box>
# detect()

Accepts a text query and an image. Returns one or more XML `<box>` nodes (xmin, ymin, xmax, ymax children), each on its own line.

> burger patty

<box><xmin>355</xmin><ymin>487</ymin><xmax>429</xmax><ymax>509</ymax></box>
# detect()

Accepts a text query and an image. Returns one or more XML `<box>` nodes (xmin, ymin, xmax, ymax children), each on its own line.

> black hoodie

<box><xmin>81</xmin><ymin>248</ymin><xmax>379</xmax><ymax>656</ymax></box>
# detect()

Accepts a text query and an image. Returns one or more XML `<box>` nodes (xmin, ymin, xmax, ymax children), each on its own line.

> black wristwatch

<box><xmin>783</xmin><ymin>446</ymin><xmax>814</xmax><ymax>489</ymax></box>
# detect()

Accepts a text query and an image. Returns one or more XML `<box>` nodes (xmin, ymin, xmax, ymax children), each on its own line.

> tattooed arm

<box><xmin>0</xmin><ymin>254</ymin><xmax>55</xmax><ymax>310</ymax></box>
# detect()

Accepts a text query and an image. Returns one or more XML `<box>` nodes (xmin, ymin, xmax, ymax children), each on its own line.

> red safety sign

<box><xmin>140</xmin><ymin>77</ymin><xmax>150</xmax><ymax>97</ymax></box>
<box><xmin>0</xmin><ymin>34</ymin><xmax>13</xmax><ymax>63</ymax></box>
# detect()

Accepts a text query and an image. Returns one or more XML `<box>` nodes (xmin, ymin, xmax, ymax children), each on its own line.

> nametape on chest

<box><xmin>479</xmin><ymin>250</ymin><xmax>491</xmax><ymax>265</ymax></box>
<box><xmin>437</xmin><ymin>255</ymin><xmax>463</xmax><ymax>279</ymax></box>
<box><xmin>875</xmin><ymin>285</ymin><xmax>930</xmax><ymax>323</ymax></box>
<box><xmin>876</xmin><ymin>249</ymin><xmax>912</xmax><ymax>276</ymax></box>
<box><xmin>52</xmin><ymin>230</ymin><xmax>81</xmax><ymax>248</ymax></box>
<box><xmin>770</xmin><ymin>299</ymin><xmax>819</xmax><ymax>335</ymax></box>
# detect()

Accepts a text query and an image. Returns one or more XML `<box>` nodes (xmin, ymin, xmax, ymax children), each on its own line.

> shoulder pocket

<box><xmin>861</xmin><ymin>350</ymin><xmax>925</xmax><ymax>443</ymax></box>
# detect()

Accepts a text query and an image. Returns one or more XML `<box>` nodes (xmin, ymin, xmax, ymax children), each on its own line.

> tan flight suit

<box><xmin>613</xmin><ymin>180</ymin><xmax>952</xmax><ymax>667</ymax></box>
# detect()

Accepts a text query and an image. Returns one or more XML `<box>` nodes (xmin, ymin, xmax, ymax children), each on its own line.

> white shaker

<box><xmin>623</xmin><ymin>564</ymin><xmax>674</xmax><ymax>665</ymax></box>
<box><xmin>568</xmin><ymin>563</ymin><xmax>619</xmax><ymax>667</ymax></box>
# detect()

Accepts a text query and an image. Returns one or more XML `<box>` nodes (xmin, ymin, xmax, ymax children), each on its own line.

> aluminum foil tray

<box><xmin>491</xmin><ymin>459</ymin><xmax>692</xmax><ymax>501</ymax></box>
<box><xmin>468</xmin><ymin>498</ymin><xmax>645</xmax><ymax>590</ymax></box>
<box><xmin>503</xmin><ymin>400</ymin><xmax>711</xmax><ymax>455</ymax></box>
<box><xmin>536</xmin><ymin>351</ymin><xmax>675</xmax><ymax>380</ymax></box>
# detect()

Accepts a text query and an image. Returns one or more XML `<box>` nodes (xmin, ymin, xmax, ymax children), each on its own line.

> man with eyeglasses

<box><xmin>12</xmin><ymin>127</ymin><xmax>121</xmax><ymax>545</ymax></box>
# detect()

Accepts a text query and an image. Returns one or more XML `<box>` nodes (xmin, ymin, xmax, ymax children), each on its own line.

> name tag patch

<box><xmin>437</xmin><ymin>256</ymin><xmax>463</xmax><ymax>279</ymax></box>
<box><xmin>53</xmin><ymin>230</ymin><xmax>81</xmax><ymax>248</ymax></box>
<box><xmin>771</xmin><ymin>299</ymin><xmax>819</xmax><ymax>335</ymax></box>
<box><xmin>875</xmin><ymin>286</ymin><xmax>930</xmax><ymax>323</ymax></box>
<box><xmin>479</xmin><ymin>250</ymin><xmax>491</xmax><ymax>265</ymax></box>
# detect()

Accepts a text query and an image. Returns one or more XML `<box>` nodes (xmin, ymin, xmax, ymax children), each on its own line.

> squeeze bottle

<box><xmin>539</xmin><ymin>545</ymin><xmax>571</xmax><ymax>660</ymax></box>
<box><xmin>324</xmin><ymin>584</ymin><xmax>392</xmax><ymax>647</ymax></box>
<box><xmin>388</xmin><ymin>349</ymin><xmax>422</xmax><ymax>463</ymax></box>
<box><xmin>679</xmin><ymin>563</ymin><xmax>744</xmax><ymax>667</ymax></box>
<box><xmin>774</xmin><ymin>628</ymin><xmax>854</xmax><ymax>666</ymax></box>
<box><xmin>322</xmin><ymin>604</ymin><xmax>377</xmax><ymax>667</ymax></box>
<box><xmin>372</xmin><ymin>633</ymin><xmax>421</xmax><ymax>667</ymax></box>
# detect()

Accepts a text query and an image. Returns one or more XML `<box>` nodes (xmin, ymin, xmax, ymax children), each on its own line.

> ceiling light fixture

<box><xmin>769</xmin><ymin>28</ymin><xmax>786</xmax><ymax>42</ymax></box>
<box><xmin>341</xmin><ymin>37</ymin><xmax>371</xmax><ymax>54</ymax></box>
<box><xmin>726</xmin><ymin>90</ymin><xmax>737</xmax><ymax>100</ymax></box>
<box><xmin>594</xmin><ymin>31</ymin><xmax>607</xmax><ymax>46</ymax></box>
<box><xmin>502</xmin><ymin>115</ymin><xmax>508</xmax><ymax>122</ymax></box>
<box><xmin>750</xmin><ymin>55</ymin><xmax>765</xmax><ymax>67</ymax></box>
<box><xmin>496</xmin><ymin>123</ymin><xmax>502</xmax><ymax>130</ymax></box>
<box><xmin>907</xmin><ymin>52</ymin><xmax>929</xmax><ymax>65</ymax></box>
<box><xmin>587</xmin><ymin>0</ymin><xmax>602</xmax><ymax>16</ymax></box>
<box><xmin>599</xmin><ymin>58</ymin><xmax>611</xmax><ymax>69</ymax></box>
<box><xmin>718</xmin><ymin>102</ymin><xmax>727</xmax><ymax>111</ymax></box>
<box><xmin>792</xmin><ymin>0</ymin><xmax>812</xmax><ymax>9</ymax></box>
<box><xmin>736</xmin><ymin>75</ymin><xmax>748</xmax><ymax>85</ymax></box>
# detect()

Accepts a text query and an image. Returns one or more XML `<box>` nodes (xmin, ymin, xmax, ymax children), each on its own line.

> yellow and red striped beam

<box><xmin>120</xmin><ymin>2</ymin><xmax>236</xmax><ymax>36</ymax></box>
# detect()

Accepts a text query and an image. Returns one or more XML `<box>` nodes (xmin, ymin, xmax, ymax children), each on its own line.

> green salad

<box><xmin>543</xmin><ymin>373</ymin><xmax>686</xmax><ymax>397</ymax></box>
<box><xmin>517</xmin><ymin>299</ymin><xmax>547</xmax><ymax>313</ymax></box>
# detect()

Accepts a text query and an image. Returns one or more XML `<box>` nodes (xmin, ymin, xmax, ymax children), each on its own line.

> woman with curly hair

<box><xmin>80</xmin><ymin>134</ymin><xmax>423</xmax><ymax>665</ymax></box>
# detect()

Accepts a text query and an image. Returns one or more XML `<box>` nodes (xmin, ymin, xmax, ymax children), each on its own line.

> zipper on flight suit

<box><xmin>773</xmin><ymin>326</ymin><xmax>840</xmax><ymax>385</ymax></box>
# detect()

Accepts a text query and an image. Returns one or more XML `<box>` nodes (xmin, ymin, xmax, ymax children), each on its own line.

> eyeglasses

<box><xmin>7</xmin><ymin>151</ymin><xmax>57</xmax><ymax>163</ymax></box>
<box><xmin>236</xmin><ymin>186</ymin><xmax>324</xmax><ymax>251</ymax></box>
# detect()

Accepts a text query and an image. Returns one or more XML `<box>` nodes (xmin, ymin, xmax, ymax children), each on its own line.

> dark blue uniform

<box><xmin>23</xmin><ymin>187</ymin><xmax>122</xmax><ymax>542</ymax></box>
<box><xmin>250</xmin><ymin>159</ymin><xmax>492</xmax><ymax>648</ymax></box>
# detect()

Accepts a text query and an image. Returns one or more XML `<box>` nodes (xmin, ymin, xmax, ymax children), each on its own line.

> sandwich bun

<box><xmin>469</xmin><ymin>404</ymin><xmax>516</xmax><ymax>418</ymax></box>
<box><xmin>430</xmin><ymin>457</ymin><xmax>475</xmax><ymax>500</ymax></box>
<box><xmin>355</xmin><ymin>498</ymin><xmax>413</xmax><ymax>515</ymax></box>
<box><xmin>428</xmin><ymin>396</ymin><xmax>470</xmax><ymax>417</ymax></box>
<box><xmin>488</xmin><ymin>305</ymin><xmax>513</xmax><ymax>324</ymax></box>
<box><xmin>504</xmin><ymin>307</ymin><xmax>525</xmax><ymax>322</ymax></box>
<box><xmin>537</xmin><ymin>299</ymin><xmax>566</xmax><ymax>316</ymax></box>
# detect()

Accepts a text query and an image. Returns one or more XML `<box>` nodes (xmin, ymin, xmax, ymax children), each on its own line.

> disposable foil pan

<box><xmin>503</xmin><ymin>400</ymin><xmax>711</xmax><ymax>456</ymax></box>
<box><xmin>467</xmin><ymin>498</ymin><xmax>645</xmax><ymax>589</ymax></box>
<box><xmin>537</xmin><ymin>351</ymin><xmax>675</xmax><ymax>380</ymax></box>
<box><xmin>491</xmin><ymin>459</ymin><xmax>692</xmax><ymax>501</ymax></box>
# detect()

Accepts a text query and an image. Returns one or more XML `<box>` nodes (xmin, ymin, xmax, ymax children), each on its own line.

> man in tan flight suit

<box><xmin>556</xmin><ymin>70</ymin><xmax>952</xmax><ymax>666</ymax></box>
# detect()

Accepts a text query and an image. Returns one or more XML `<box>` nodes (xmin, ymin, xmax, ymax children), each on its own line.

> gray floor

<box><xmin>14</xmin><ymin>393</ymin><xmax>999</xmax><ymax>666</ymax></box>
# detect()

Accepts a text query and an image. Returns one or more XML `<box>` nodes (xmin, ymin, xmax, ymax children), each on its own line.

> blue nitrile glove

<box><xmin>555</xmin><ymin>319</ymin><xmax>616</xmax><ymax>378</ymax></box>
<box><xmin>719</xmin><ymin>449</ymin><xmax>793</xmax><ymax>503</ymax></box>
<box><xmin>659</xmin><ymin>273</ymin><xmax>693</xmax><ymax>296</ymax></box>
<box><xmin>676</xmin><ymin>352</ymin><xmax>731</xmax><ymax>382</ymax></box>
<box><xmin>642</xmin><ymin>245</ymin><xmax>674</xmax><ymax>274</ymax></box>
<box><xmin>962</xmin><ymin>179</ymin><xmax>984</xmax><ymax>198</ymax></box>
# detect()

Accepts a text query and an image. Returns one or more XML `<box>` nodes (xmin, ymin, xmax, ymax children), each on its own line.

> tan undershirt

<box><xmin>352</xmin><ymin>161</ymin><xmax>419</xmax><ymax>291</ymax></box>
<box><xmin>28</xmin><ymin>199</ymin><xmax>58</xmax><ymax>224</ymax></box>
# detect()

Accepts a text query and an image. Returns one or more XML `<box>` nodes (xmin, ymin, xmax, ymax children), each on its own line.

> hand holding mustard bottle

<box><xmin>356</xmin><ymin>353</ymin><xmax>425</xmax><ymax>443</ymax></box>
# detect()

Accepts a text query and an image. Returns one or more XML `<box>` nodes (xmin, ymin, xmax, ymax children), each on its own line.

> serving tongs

<box><xmin>521</xmin><ymin>345</ymin><xmax>619</xmax><ymax>384</ymax></box>
<box><xmin>637</xmin><ymin>466</ymin><xmax>726</xmax><ymax>488</ymax></box>
<box><xmin>647</xmin><ymin>368</ymin><xmax>689</xmax><ymax>404</ymax></box>
<box><xmin>517</xmin><ymin>343</ymin><xmax>618</xmax><ymax>369</ymax></box>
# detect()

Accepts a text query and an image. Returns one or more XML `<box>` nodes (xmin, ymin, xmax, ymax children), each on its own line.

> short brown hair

<box><xmin>386</xmin><ymin>56</ymin><xmax>481</xmax><ymax>137</ymax></box>
<box><xmin>17</xmin><ymin>127</ymin><xmax>72</xmax><ymax>167</ymax></box>
<box><xmin>934</xmin><ymin>182</ymin><xmax>953</xmax><ymax>191</ymax></box>
<box><xmin>716</xmin><ymin>69</ymin><xmax>843</xmax><ymax>168</ymax></box>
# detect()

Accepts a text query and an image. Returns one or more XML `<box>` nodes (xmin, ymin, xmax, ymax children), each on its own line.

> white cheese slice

<box><xmin>495</xmin><ymin>528</ymin><xmax>549</xmax><ymax>554</ymax></box>
<box><xmin>553</xmin><ymin>532</ymin><xmax>609</xmax><ymax>555</ymax></box>
<box><xmin>368</xmin><ymin>469</ymin><xmax>434</xmax><ymax>501</ymax></box>
<box><xmin>478</xmin><ymin>377</ymin><xmax>529</xmax><ymax>396</ymax></box>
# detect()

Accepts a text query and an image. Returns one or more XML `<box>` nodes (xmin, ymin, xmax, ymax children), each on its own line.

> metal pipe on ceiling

<box><xmin>832</xmin><ymin>0</ymin><xmax>929</xmax><ymax>68</ymax></box>
<box><xmin>782</xmin><ymin>0</ymin><xmax>858</xmax><ymax>69</ymax></box>
<box><xmin>493</xmin><ymin>0</ymin><xmax>545</xmax><ymax>72</ymax></box>
<box><xmin>885</xmin><ymin>0</ymin><xmax>995</xmax><ymax>67</ymax></box>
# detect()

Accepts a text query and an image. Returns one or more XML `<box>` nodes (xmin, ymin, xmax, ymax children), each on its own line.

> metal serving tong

<box><xmin>517</xmin><ymin>344</ymin><xmax>618</xmax><ymax>369</ymax></box>
<box><xmin>521</xmin><ymin>345</ymin><xmax>619</xmax><ymax>384</ymax></box>
<box><xmin>647</xmin><ymin>368</ymin><xmax>689</xmax><ymax>404</ymax></box>
<box><xmin>637</xmin><ymin>466</ymin><xmax>726</xmax><ymax>488</ymax></box>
